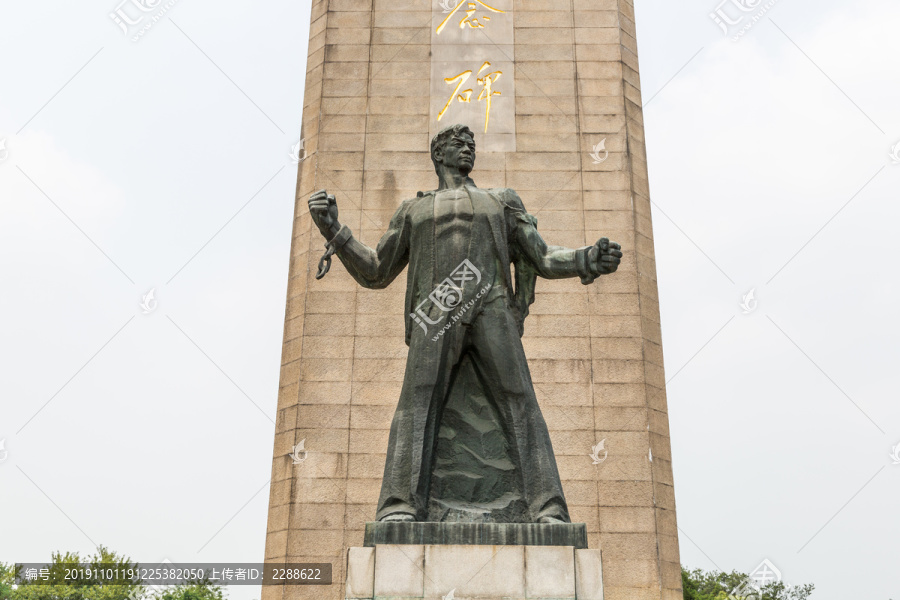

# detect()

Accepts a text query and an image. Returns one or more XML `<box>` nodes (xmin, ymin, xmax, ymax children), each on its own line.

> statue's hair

<box><xmin>430</xmin><ymin>124</ymin><xmax>475</xmax><ymax>173</ymax></box>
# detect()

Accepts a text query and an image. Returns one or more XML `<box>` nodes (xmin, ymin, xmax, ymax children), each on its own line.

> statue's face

<box><xmin>437</xmin><ymin>133</ymin><xmax>476</xmax><ymax>174</ymax></box>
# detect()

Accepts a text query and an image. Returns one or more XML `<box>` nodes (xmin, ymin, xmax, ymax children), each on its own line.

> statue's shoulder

<box><xmin>397</xmin><ymin>193</ymin><xmax>429</xmax><ymax>211</ymax></box>
<box><xmin>396</xmin><ymin>191</ymin><xmax>432</xmax><ymax>215</ymax></box>
<box><xmin>486</xmin><ymin>187</ymin><xmax>526</xmax><ymax>211</ymax></box>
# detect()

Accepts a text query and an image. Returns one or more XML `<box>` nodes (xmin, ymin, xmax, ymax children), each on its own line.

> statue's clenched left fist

<box><xmin>589</xmin><ymin>237</ymin><xmax>623</xmax><ymax>275</ymax></box>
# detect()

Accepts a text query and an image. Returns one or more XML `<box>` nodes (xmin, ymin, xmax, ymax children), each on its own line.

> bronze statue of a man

<box><xmin>309</xmin><ymin>124</ymin><xmax>622</xmax><ymax>524</ymax></box>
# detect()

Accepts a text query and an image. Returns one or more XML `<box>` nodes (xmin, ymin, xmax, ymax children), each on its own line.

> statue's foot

<box><xmin>379</xmin><ymin>513</ymin><xmax>416</xmax><ymax>523</ymax></box>
<box><xmin>536</xmin><ymin>515</ymin><xmax>567</xmax><ymax>524</ymax></box>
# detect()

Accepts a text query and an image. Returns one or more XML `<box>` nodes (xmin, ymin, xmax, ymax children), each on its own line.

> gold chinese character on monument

<box><xmin>436</xmin><ymin>0</ymin><xmax>505</xmax><ymax>35</ymax></box>
<box><xmin>438</xmin><ymin>61</ymin><xmax>502</xmax><ymax>132</ymax></box>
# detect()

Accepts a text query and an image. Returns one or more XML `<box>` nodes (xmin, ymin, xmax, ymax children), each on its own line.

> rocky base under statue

<box><xmin>364</xmin><ymin>521</ymin><xmax>588</xmax><ymax>548</ymax></box>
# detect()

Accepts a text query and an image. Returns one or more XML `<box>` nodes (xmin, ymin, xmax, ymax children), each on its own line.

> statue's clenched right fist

<box><xmin>309</xmin><ymin>189</ymin><xmax>340</xmax><ymax>239</ymax></box>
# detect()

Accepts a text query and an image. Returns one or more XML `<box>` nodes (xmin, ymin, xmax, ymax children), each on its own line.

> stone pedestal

<box><xmin>345</xmin><ymin>544</ymin><xmax>604</xmax><ymax>600</ymax></box>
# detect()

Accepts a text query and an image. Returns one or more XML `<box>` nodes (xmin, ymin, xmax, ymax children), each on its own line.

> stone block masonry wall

<box><xmin>264</xmin><ymin>0</ymin><xmax>681</xmax><ymax>598</ymax></box>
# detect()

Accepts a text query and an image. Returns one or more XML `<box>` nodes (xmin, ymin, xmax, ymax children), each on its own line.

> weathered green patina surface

<box><xmin>309</xmin><ymin>124</ymin><xmax>622</xmax><ymax>524</ymax></box>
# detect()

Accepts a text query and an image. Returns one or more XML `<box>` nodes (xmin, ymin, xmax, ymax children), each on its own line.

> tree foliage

<box><xmin>682</xmin><ymin>566</ymin><xmax>814</xmax><ymax>600</ymax></box>
<box><xmin>0</xmin><ymin>548</ymin><xmax>224</xmax><ymax>600</ymax></box>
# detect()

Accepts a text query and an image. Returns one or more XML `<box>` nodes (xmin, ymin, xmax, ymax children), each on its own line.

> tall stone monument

<box><xmin>265</xmin><ymin>0</ymin><xmax>681</xmax><ymax>598</ymax></box>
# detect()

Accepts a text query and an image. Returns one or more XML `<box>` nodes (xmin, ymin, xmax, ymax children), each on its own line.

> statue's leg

<box><xmin>467</xmin><ymin>306</ymin><xmax>571</xmax><ymax>523</ymax></box>
<box><xmin>375</xmin><ymin>318</ymin><xmax>467</xmax><ymax>522</ymax></box>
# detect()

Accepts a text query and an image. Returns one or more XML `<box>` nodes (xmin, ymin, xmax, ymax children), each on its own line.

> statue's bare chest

<box><xmin>434</xmin><ymin>189</ymin><xmax>475</xmax><ymax>227</ymax></box>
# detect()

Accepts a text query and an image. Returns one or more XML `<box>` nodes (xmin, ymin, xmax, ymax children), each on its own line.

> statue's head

<box><xmin>430</xmin><ymin>124</ymin><xmax>476</xmax><ymax>176</ymax></box>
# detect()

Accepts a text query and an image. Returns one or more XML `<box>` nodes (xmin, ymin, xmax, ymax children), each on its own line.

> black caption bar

<box><xmin>13</xmin><ymin>563</ymin><xmax>332</xmax><ymax>586</ymax></box>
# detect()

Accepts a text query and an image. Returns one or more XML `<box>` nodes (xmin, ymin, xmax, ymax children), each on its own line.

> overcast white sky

<box><xmin>1</xmin><ymin>1</ymin><xmax>898</xmax><ymax>599</ymax></box>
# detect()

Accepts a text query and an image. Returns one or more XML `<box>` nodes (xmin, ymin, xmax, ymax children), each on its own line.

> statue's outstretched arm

<box><xmin>309</xmin><ymin>190</ymin><xmax>411</xmax><ymax>289</ymax></box>
<box><xmin>503</xmin><ymin>189</ymin><xmax>622</xmax><ymax>284</ymax></box>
